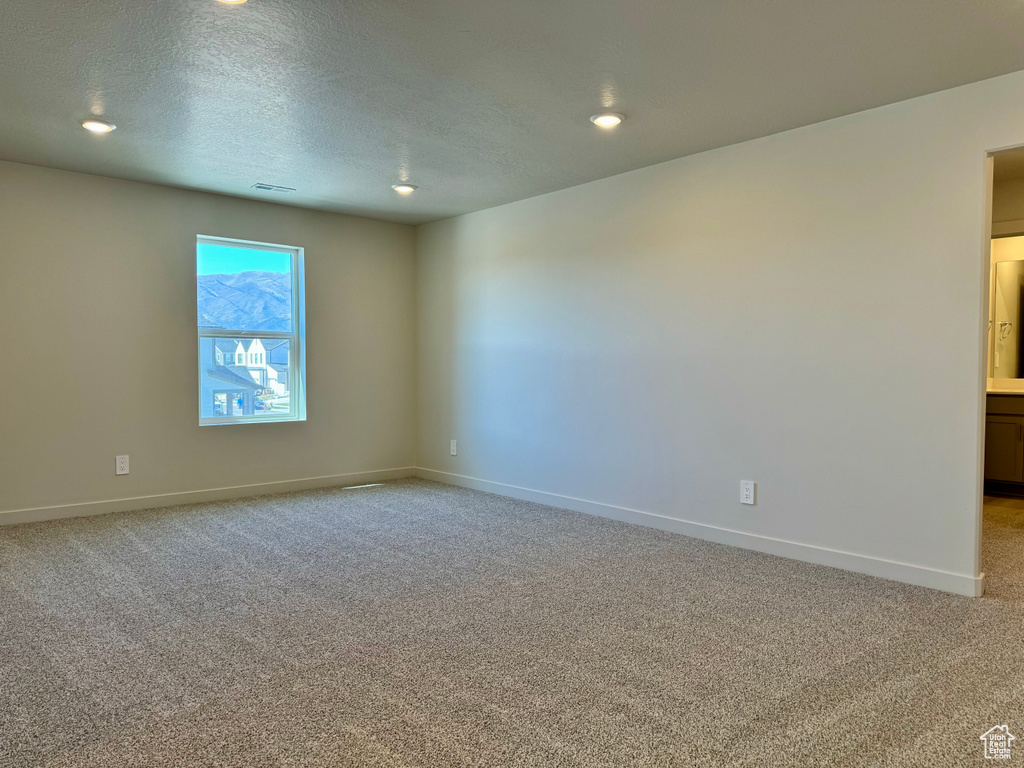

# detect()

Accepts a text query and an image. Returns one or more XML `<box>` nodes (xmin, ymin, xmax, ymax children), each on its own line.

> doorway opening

<box><xmin>979</xmin><ymin>146</ymin><xmax>1024</xmax><ymax>599</ymax></box>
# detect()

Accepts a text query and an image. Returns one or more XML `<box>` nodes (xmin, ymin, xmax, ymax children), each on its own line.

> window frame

<box><xmin>196</xmin><ymin>234</ymin><xmax>307</xmax><ymax>427</ymax></box>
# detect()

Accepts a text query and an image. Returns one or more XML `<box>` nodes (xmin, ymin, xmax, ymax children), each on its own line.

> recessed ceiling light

<box><xmin>81</xmin><ymin>119</ymin><xmax>116</xmax><ymax>134</ymax></box>
<box><xmin>216</xmin><ymin>0</ymin><xmax>248</xmax><ymax>4</ymax></box>
<box><xmin>589</xmin><ymin>113</ymin><xmax>624</xmax><ymax>128</ymax></box>
<box><xmin>392</xmin><ymin>184</ymin><xmax>417</xmax><ymax>195</ymax></box>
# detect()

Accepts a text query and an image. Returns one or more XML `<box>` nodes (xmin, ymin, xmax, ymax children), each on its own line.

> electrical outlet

<box><xmin>740</xmin><ymin>480</ymin><xmax>755</xmax><ymax>505</ymax></box>
<box><xmin>450</xmin><ymin>439</ymin><xmax>458</xmax><ymax>456</ymax></box>
<box><xmin>116</xmin><ymin>455</ymin><xmax>129</xmax><ymax>475</ymax></box>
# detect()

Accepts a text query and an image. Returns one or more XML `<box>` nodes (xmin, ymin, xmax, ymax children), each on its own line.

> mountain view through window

<box><xmin>197</xmin><ymin>240</ymin><xmax>301</xmax><ymax>422</ymax></box>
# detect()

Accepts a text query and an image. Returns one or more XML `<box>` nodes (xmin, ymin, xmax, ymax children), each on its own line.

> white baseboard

<box><xmin>415</xmin><ymin>467</ymin><xmax>985</xmax><ymax>598</ymax></box>
<box><xmin>2</xmin><ymin>465</ymin><xmax>984</xmax><ymax>597</ymax></box>
<box><xmin>0</xmin><ymin>467</ymin><xmax>417</xmax><ymax>526</ymax></box>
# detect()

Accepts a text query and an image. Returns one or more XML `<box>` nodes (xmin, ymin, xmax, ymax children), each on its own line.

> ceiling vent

<box><xmin>251</xmin><ymin>183</ymin><xmax>296</xmax><ymax>193</ymax></box>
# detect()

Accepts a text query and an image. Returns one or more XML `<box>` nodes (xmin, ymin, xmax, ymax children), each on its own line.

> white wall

<box><xmin>8</xmin><ymin>70</ymin><xmax>1024</xmax><ymax>594</ymax></box>
<box><xmin>0</xmin><ymin>161</ymin><xmax>417</xmax><ymax>519</ymax></box>
<box><xmin>415</xmin><ymin>71</ymin><xmax>1024</xmax><ymax>595</ymax></box>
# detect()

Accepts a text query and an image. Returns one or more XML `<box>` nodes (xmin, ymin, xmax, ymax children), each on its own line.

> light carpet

<box><xmin>1</xmin><ymin>480</ymin><xmax>1023</xmax><ymax>767</ymax></box>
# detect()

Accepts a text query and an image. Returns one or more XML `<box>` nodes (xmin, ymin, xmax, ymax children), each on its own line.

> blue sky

<box><xmin>197</xmin><ymin>244</ymin><xmax>291</xmax><ymax>276</ymax></box>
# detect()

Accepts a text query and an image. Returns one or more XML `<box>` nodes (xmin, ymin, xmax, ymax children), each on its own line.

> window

<box><xmin>197</xmin><ymin>235</ymin><xmax>305</xmax><ymax>425</ymax></box>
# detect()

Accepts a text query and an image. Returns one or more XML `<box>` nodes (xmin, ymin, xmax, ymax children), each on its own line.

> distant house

<box><xmin>199</xmin><ymin>337</ymin><xmax>290</xmax><ymax>417</ymax></box>
<box><xmin>261</xmin><ymin>340</ymin><xmax>289</xmax><ymax>394</ymax></box>
<box><xmin>204</xmin><ymin>364</ymin><xmax>261</xmax><ymax>416</ymax></box>
<box><xmin>268</xmin><ymin>362</ymin><xmax>289</xmax><ymax>392</ymax></box>
<box><xmin>265</xmin><ymin>340</ymin><xmax>288</xmax><ymax>365</ymax></box>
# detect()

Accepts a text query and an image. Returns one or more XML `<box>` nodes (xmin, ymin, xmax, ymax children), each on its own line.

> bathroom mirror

<box><xmin>993</xmin><ymin>259</ymin><xmax>1024</xmax><ymax>378</ymax></box>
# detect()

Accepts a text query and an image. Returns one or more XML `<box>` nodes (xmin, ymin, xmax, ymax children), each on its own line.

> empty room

<box><xmin>3</xmin><ymin>1</ymin><xmax>1024</xmax><ymax>766</ymax></box>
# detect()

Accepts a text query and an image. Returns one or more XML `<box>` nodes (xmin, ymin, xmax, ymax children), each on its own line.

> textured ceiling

<box><xmin>4</xmin><ymin>0</ymin><xmax>1024</xmax><ymax>224</ymax></box>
